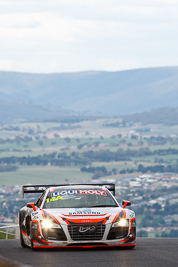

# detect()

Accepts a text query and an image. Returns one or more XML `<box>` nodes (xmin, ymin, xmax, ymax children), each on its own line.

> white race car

<box><xmin>19</xmin><ymin>184</ymin><xmax>136</xmax><ymax>249</ymax></box>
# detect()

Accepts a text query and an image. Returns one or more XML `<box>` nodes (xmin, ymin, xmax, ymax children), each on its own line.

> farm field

<box><xmin>1</xmin><ymin>118</ymin><xmax>178</xmax><ymax>186</ymax></box>
<box><xmin>1</xmin><ymin>117</ymin><xmax>178</xmax><ymax>238</ymax></box>
<box><xmin>0</xmin><ymin>165</ymin><xmax>92</xmax><ymax>186</ymax></box>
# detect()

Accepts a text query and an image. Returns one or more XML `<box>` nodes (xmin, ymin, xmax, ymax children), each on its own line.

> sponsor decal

<box><xmin>51</xmin><ymin>189</ymin><xmax>106</xmax><ymax>197</ymax></box>
<box><xmin>79</xmin><ymin>190</ymin><xmax>106</xmax><ymax>196</ymax></box>
<box><xmin>68</xmin><ymin>211</ymin><xmax>101</xmax><ymax>215</ymax></box>
<box><xmin>75</xmin><ymin>208</ymin><xmax>91</xmax><ymax>212</ymax></box>
<box><xmin>129</xmin><ymin>210</ymin><xmax>135</xmax><ymax>214</ymax></box>
<box><xmin>51</xmin><ymin>190</ymin><xmax>78</xmax><ymax>197</ymax></box>
<box><xmin>129</xmin><ymin>213</ymin><xmax>135</xmax><ymax>219</ymax></box>
<box><xmin>32</xmin><ymin>211</ymin><xmax>39</xmax><ymax>219</ymax></box>
<box><xmin>32</xmin><ymin>216</ymin><xmax>38</xmax><ymax>220</ymax></box>
<box><xmin>32</xmin><ymin>212</ymin><xmax>38</xmax><ymax>216</ymax></box>
<box><xmin>78</xmin><ymin>225</ymin><xmax>96</xmax><ymax>233</ymax></box>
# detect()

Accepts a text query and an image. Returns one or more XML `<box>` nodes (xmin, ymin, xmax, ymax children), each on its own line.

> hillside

<box><xmin>0</xmin><ymin>66</ymin><xmax>178</xmax><ymax>122</ymax></box>
<box><xmin>0</xmin><ymin>102</ymin><xmax>75</xmax><ymax>124</ymax></box>
<box><xmin>121</xmin><ymin>107</ymin><xmax>178</xmax><ymax>126</ymax></box>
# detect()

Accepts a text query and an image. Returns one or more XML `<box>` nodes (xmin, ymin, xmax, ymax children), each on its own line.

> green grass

<box><xmin>0</xmin><ymin>231</ymin><xmax>15</xmax><ymax>239</ymax></box>
<box><xmin>92</xmin><ymin>161</ymin><xmax>136</xmax><ymax>171</ymax></box>
<box><xmin>147</xmin><ymin>232</ymin><xmax>156</xmax><ymax>238</ymax></box>
<box><xmin>1</xmin><ymin>120</ymin><xmax>178</xmax><ymax>186</ymax></box>
<box><xmin>0</xmin><ymin>165</ymin><xmax>92</xmax><ymax>186</ymax></box>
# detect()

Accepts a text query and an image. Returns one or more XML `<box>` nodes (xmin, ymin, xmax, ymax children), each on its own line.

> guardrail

<box><xmin>0</xmin><ymin>225</ymin><xmax>19</xmax><ymax>239</ymax></box>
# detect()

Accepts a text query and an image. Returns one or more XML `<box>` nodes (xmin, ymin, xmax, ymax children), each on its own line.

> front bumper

<box><xmin>29</xmin><ymin>221</ymin><xmax>136</xmax><ymax>248</ymax></box>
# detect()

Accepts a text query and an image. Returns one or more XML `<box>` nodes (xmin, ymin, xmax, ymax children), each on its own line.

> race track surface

<box><xmin>0</xmin><ymin>238</ymin><xmax>178</xmax><ymax>267</ymax></box>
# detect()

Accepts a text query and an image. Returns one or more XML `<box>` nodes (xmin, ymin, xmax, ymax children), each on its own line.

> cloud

<box><xmin>0</xmin><ymin>13</ymin><xmax>78</xmax><ymax>43</ymax></box>
<box><xmin>0</xmin><ymin>14</ymin><xmax>40</xmax><ymax>29</ymax></box>
<box><xmin>0</xmin><ymin>0</ymin><xmax>178</xmax><ymax>73</ymax></box>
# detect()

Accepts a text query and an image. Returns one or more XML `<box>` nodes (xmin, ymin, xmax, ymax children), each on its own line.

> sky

<box><xmin>0</xmin><ymin>0</ymin><xmax>178</xmax><ymax>73</ymax></box>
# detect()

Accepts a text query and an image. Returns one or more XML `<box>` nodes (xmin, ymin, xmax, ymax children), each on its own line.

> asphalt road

<box><xmin>0</xmin><ymin>238</ymin><xmax>178</xmax><ymax>267</ymax></box>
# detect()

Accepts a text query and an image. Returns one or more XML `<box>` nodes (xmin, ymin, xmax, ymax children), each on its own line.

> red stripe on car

<box><xmin>42</xmin><ymin>210</ymin><xmax>60</xmax><ymax>224</ymax></box>
<box><xmin>112</xmin><ymin>208</ymin><xmax>122</xmax><ymax>223</ymax></box>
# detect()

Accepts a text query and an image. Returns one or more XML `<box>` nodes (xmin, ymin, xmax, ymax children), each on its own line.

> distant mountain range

<box><xmin>0</xmin><ymin>66</ymin><xmax>178</xmax><ymax>123</ymax></box>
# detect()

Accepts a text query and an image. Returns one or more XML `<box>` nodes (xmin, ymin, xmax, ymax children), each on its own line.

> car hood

<box><xmin>41</xmin><ymin>207</ymin><xmax>127</xmax><ymax>225</ymax></box>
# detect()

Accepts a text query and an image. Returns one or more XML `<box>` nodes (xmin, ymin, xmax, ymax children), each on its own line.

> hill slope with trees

<box><xmin>0</xmin><ymin>66</ymin><xmax>178</xmax><ymax>121</ymax></box>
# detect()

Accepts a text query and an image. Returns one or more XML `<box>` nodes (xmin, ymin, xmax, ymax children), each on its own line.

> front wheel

<box><xmin>19</xmin><ymin>213</ymin><xmax>27</xmax><ymax>248</ymax></box>
<box><xmin>20</xmin><ymin>230</ymin><xmax>27</xmax><ymax>248</ymax></box>
<box><xmin>30</xmin><ymin>222</ymin><xmax>36</xmax><ymax>250</ymax></box>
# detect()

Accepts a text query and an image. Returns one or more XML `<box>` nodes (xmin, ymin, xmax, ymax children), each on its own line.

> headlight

<box><xmin>112</xmin><ymin>219</ymin><xmax>129</xmax><ymax>227</ymax></box>
<box><xmin>41</xmin><ymin>219</ymin><xmax>61</xmax><ymax>229</ymax></box>
<box><xmin>42</xmin><ymin>219</ymin><xmax>52</xmax><ymax>229</ymax></box>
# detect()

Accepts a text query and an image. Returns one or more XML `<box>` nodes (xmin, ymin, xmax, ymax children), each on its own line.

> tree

<box><xmin>64</xmin><ymin>137</ymin><xmax>71</xmax><ymax>143</ymax></box>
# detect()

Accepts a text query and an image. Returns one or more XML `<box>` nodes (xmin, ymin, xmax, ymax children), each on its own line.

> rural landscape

<box><xmin>0</xmin><ymin>1</ymin><xmax>178</xmax><ymax>266</ymax></box>
<box><xmin>0</xmin><ymin>102</ymin><xmax>178</xmax><ymax>238</ymax></box>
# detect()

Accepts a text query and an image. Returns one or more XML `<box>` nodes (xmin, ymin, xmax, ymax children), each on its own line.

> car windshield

<box><xmin>43</xmin><ymin>188</ymin><xmax>118</xmax><ymax>209</ymax></box>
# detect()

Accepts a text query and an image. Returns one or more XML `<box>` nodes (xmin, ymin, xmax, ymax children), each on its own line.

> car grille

<box><xmin>68</xmin><ymin>224</ymin><xmax>105</xmax><ymax>241</ymax></box>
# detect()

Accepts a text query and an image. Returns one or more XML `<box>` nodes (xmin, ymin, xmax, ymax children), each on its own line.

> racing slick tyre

<box><xmin>20</xmin><ymin>230</ymin><xmax>27</xmax><ymax>248</ymax></box>
<box><xmin>30</xmin><ymin>222</ymin><xmax>36</xmax><ymax>250</ymax></box>
<box><xmin>19</xmin><ymin>213</ymin><xmax>27</xmax><ymax>248</ymax></box>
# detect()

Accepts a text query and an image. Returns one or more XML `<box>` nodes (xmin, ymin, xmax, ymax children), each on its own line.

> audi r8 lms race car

<box><xmin>19</xmin><ymin>184</ymin><xmax>136</xmax><ymax>249</ymax></box>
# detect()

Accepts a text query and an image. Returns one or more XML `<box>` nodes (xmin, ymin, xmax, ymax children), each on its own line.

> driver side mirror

<box><xmin>27</xmin><ymin>202</ymin><xmax>36</xmax><ymax>211</ymax></box>
<box><xmin>122</xmin><ymin>200</ymin><xmax>131</xmax><ymax>208</ymax></box>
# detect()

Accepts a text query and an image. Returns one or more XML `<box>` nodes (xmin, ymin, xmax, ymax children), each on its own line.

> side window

<box><xmin>36</xmin><ymin>191</ymin><xmax>46</xmax><ymax>208</ymax></box>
